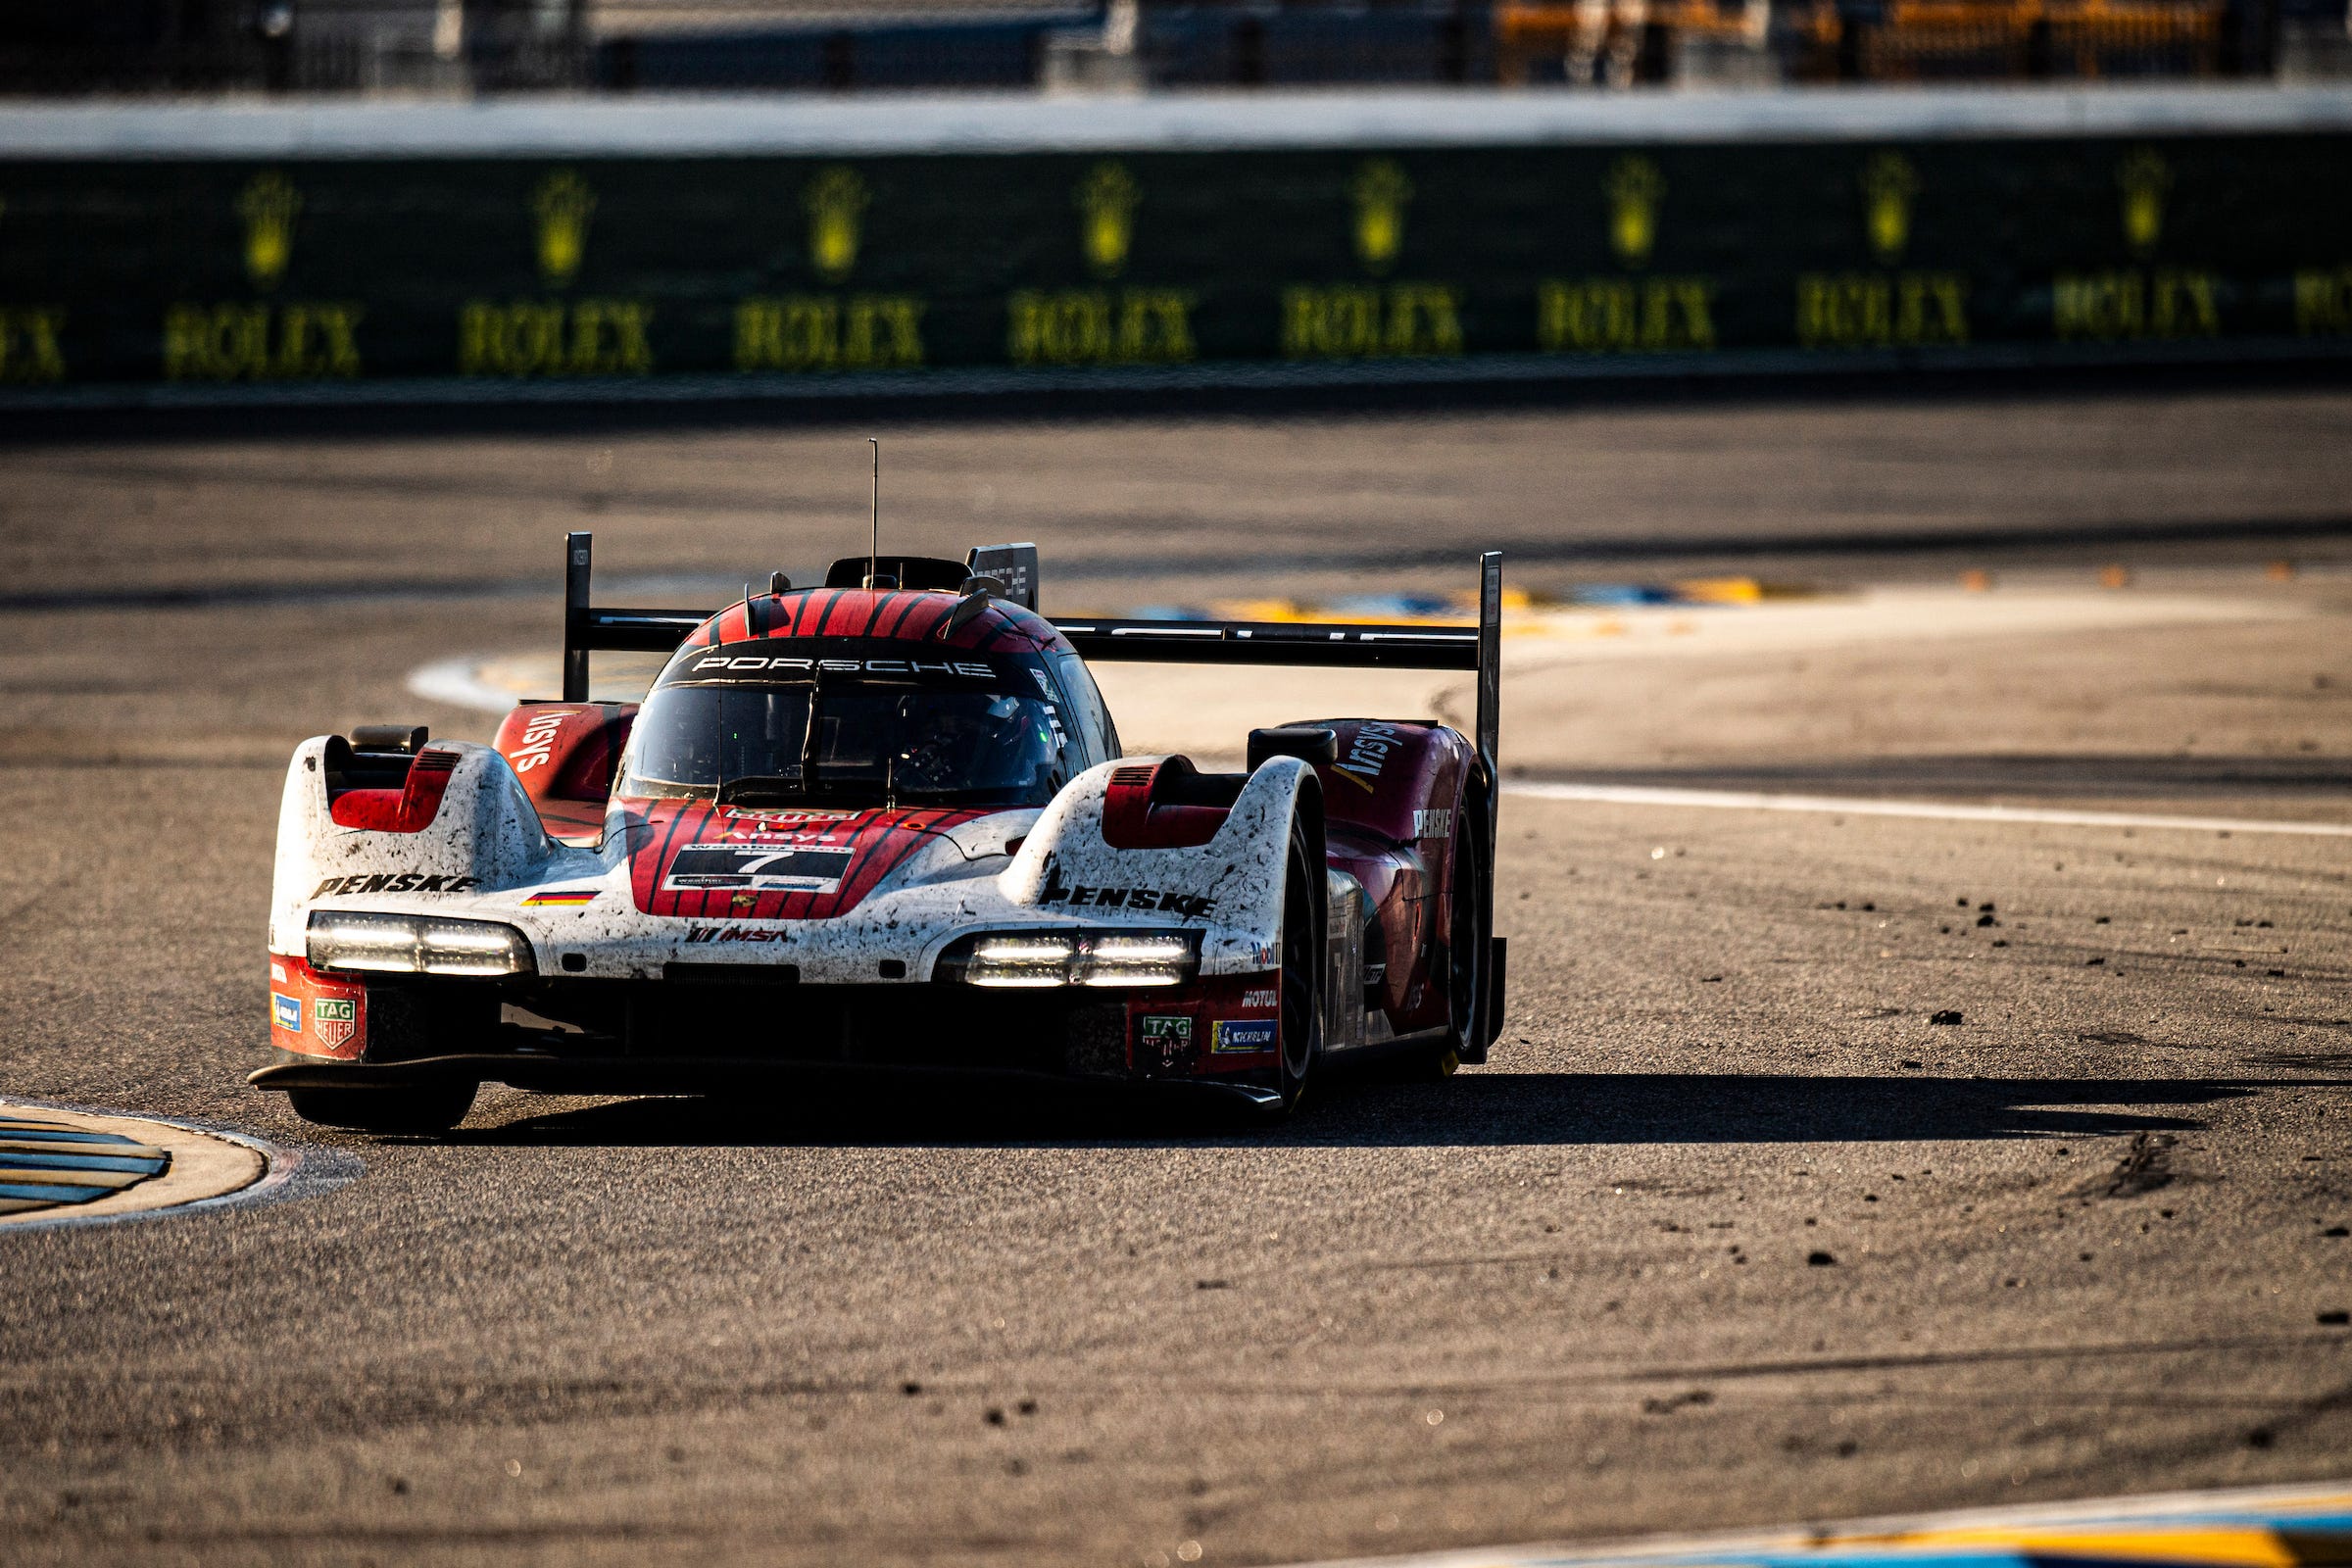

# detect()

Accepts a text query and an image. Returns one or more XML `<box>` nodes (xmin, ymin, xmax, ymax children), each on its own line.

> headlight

<box><xmin>1075</xmin><ymin>932</ymin><xmax>1197</xmax><ymax>987</ymax></box>
<box><xmin>308</xmin><ymin>911</ymin><xmax>536</xmax><ymax>977</ymax></box>
<box><xmin>964</xmin><ymin>935</ymin><xmax>1077</xmax><ymax>988</ymax></box>
<box><xmin>938</xmin><ymin>930</ymin><xmax>1199</xmax><ymax>988</ymax></box>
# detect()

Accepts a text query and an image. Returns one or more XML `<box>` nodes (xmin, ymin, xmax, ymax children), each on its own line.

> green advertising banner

<box><xmin>2</xmin><ymin>133</ymin><xmax>2349</xmax><ymax>395</ymax></box>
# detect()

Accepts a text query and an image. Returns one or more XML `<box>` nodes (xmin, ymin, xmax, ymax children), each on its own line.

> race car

<box><xmin>252</xmin><ymin>534</ymin><xmax>1505</xmax><ymax>1132</ymax></box>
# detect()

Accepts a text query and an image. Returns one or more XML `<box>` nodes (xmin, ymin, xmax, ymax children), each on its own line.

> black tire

<box><xmin>286</xmin><ymin>1079</ymin><xmax>477</xmax><ymax>1134</ymax></box>
<box><xmin>1440</xmin><ymin>793</ymin><xmax>1491</xmax><ymax>1069</ymax></box>
<box><xmin>1273</xmin><ymin>814</ymin><xmax>1324</xmax><ymax>1114</ymax></box>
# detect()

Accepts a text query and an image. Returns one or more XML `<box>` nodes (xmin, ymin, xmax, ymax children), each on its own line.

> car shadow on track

<box><xmin>442</xmin><ymin>1064</ymin><xmax>2324</xmax><ymax>1150</ymax></box>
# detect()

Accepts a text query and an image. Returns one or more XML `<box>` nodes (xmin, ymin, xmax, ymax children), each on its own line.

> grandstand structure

<box><xmin>0</xmin><ymin>0</ymin><xmax>2340</xmax><ymax>93</ymax></box>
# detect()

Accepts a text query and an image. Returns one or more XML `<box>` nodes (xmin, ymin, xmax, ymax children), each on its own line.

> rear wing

<box><xmin>559</xmin><ymin>532</ymin><xmax>1503</xmax><ymax>814</ymax></box>
<box><xmin>1050</xmin><ymin>558</ymin><xmax>1502</xmax><ymax>820</ymax></box>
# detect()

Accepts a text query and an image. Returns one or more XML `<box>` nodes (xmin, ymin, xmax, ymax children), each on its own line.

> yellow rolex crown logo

<box><xmin>238</xmin><ymin>172</ymin><xmax>301</xmax><ymax>290</ymax></box>
<box><xmin>1351</xmin><ymin>159</ymin><xmax>1413</xmax><ymax>275</ymax></box>
<box><xmin>805</xmin><ymin>167</ymin><xmax>869</xmax><ymax>284</ymax></box>
<box><xmin>533</xmin><ymin>170</ymin><xmax>597</xmax><ymax>287</ymax></box>
<box><xmin>1861</xmin><ymin>152</ymin><xmax>1919</xmax><ymax>265</ymax></box>
<box><xmin>1606</xmin><ymin>156</ymin><xmax>1665</xmax><ymax>269</ymax></box>
<box><xmin>1077</xmin><ymin>163</ymin><xmax>1139</xmax><ymax>278</ymax></box>
<box><xmin>2118</xmin><ymin>148</ymin><xmax>2171</xmax><ymax>258</ymax></box>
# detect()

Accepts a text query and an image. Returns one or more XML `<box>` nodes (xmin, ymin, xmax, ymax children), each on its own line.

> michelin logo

<box><xmin>1212</xmin><ymin>1020</ymin><xmax>1278</xmax><ymax>1054</ymax></box>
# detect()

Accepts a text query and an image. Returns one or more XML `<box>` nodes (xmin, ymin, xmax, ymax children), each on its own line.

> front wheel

<box><xmin>1272</xmin><ymin>814</ymin><xmax>1324</xmax><ymax>1114</ymax></box>
<box><xmin>286</xmin><ymin>1080</ymin><xmax>477</xmax><ymax>1134</ymax></box>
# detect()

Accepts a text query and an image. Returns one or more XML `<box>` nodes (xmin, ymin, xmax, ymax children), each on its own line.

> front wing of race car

<box><xmin>253</xmin><ymin>736</ymin><xmax>1329</xmax><ymax>1110</ymax></box>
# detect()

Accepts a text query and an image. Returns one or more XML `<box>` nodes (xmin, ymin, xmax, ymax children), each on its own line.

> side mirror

<box><xmin>944</xmin><ymin>583</ymin><xmax>1000</xmax><ymax>639</ymax></box>
<box><xmin>1247</xmin><ymin>726</ymin><xmax>1338</xmax><ymax>770</ymax></box>
<box><xmin>350</xmin><ymin>723</ymin><xmax>429</xmax><ymax>755</ymax></box>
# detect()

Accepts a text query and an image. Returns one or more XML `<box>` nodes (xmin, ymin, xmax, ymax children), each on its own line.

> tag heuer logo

<box><xmin>313</xmin><ymin>996</ymin><xmax>358</xmax><ymax>1050</ymax></box>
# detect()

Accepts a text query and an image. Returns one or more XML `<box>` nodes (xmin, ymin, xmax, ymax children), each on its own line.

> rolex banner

<box><xmin>1</xmin><ymin>135</ymin><xmax>2349</xmax><ymax>394</ymax></box>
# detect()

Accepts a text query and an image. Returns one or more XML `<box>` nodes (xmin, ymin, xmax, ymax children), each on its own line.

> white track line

<box><xmin>407</xmin><ymin>657</ymin><xmax>522</xmax><ymax>714</ymax></box>
<box><xmin>409</xmin><ymin>656</ymin><xmax>2350</xmax><ymax>841</ymax></box>
<box><xmin>1504</xmin><ymin>782</ymin><xmax>2352</xmax><ymax>839</ymax></box>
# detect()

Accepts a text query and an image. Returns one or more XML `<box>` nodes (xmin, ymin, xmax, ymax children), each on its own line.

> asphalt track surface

<box><xmin>1</xmin><ymin>384</ymin><xmax>2349</xmax><ymax>1566</ymax></box>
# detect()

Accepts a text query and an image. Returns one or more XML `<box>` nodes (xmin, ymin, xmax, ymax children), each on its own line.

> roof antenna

<box><xmin>862</xmin><ymin>437</ymin><xmax>885</xmax><ymax>590</ymax></box>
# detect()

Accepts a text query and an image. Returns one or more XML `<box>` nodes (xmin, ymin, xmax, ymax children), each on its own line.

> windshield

<box><xmin>616</xmin><ymin>680</ymin><xmax>1076</xmax><ymax>808</ymax></box>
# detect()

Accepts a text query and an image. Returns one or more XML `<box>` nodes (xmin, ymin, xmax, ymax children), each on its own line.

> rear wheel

<box><xmin>1273</xmin><ymin>815</ymin><xmax>1324</xmax><ymax>1114</ymax></box>
<box><xmin>286</xmin><ymin>1079</ymin><xmax>476</xmax><ymax>1134</ymax></box>
<box><xmin>1440</xmin><ymin>793</ymin><xmax>1491</xmax><ymax>1069</ymax></box>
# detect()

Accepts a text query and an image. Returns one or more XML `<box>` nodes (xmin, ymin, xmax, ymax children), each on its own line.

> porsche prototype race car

<box><xmin>253</xmin><ymin>536</ymin><xmax>1505</xmax><ymax>1131</ymax></box>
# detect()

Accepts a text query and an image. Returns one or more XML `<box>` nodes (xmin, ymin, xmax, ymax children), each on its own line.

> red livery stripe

<box><xmin>627</xmin><ymin>802</ymin><xmax>989</xmax><ymax>920</ymax></box>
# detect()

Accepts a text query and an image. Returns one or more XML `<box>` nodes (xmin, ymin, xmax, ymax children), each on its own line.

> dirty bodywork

<box><xmin>253</xmin><ymin>539</ymin><xmax>1505</xmax><ymax>1130</ymax></box>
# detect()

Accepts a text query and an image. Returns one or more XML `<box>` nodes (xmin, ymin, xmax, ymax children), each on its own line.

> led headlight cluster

<box><xmin>308</xmin><ymin>911</ymin><xmax>536</xmax><ymax>977</ymax></box>
<box><xmin>938</xmin><ymin>930</ymin><xmax>1200</xmax><ymax>988</ymax></box>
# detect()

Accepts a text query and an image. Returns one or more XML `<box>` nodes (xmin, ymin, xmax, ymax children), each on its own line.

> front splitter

<box><xmin>249</xmin><ymin>1052</ymin><xmax>1287</xmax><ymax>1116</ymax></box>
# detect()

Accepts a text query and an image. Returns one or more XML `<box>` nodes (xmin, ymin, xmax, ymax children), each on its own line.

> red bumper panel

<box><xmin>1128</xmin><ymin>974</ymin><xmax>1279</xmax><ymax>1078</ymax></box>
<box><xmin>268</xmin><ymin>954</ymin><xmax>368</xmax><ymax>1060</ymax></box>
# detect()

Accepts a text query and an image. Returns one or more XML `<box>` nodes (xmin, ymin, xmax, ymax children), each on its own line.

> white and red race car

<box><xmin>254</xmin><ymin>538</ymin><xmax>1504</xmax><ymax>1131</ymax></box>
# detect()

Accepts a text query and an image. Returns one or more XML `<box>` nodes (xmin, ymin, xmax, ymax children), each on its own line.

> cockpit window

<box><xmin>616</xmin><ymin>679</ymin><xmax>1075</xmax><ymax>808</ymax></box>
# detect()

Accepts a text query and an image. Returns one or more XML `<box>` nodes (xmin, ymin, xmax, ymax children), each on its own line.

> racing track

<box><xmin>0</xmin><ymin>384</ymin><xmax>2349</xmax><ymax>1566</ymax></box>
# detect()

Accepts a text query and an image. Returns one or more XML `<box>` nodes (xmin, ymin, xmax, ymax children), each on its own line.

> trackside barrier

<box><xmin>0</xmin><ymin>88</ymin><xmax>2348</xmax><ymax>405</ymax></box>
